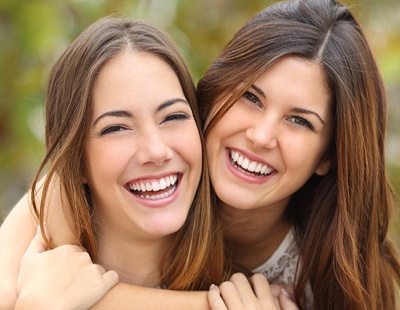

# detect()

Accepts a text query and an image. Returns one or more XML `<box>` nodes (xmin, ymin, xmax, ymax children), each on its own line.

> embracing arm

<box><xmin>0</xmin><ymin>192</ymin><xmax>37</xmax><ymax>309</ymax></box>
<box><xmin>0</xmin><ymin>178</ymin><xmax>210</xmax><ymax>310</ymax></box>
<box><xmin>93</xmin><ymin>285</ymin><xmax>210</xmax><ymax>310</ymax></box>
<box><xmin>0</xmin><ymin>176</ymin><xmax>76</xmax><ymax>309</ymax></box>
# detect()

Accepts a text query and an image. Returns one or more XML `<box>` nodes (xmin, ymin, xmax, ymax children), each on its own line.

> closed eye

<box><xmin>287</xmin><ymin>115</ymin><xmax>315</xmax><ymax>131</ymax></box>
<box><xmin>162</xmin><ymin>113</ymin><xmax>190</xmax><ymax>123</ymax></box>
<box><xmin>100</xmin><ymin>125</ymin><xmax>128</xmax><ymax>135</ymax></box>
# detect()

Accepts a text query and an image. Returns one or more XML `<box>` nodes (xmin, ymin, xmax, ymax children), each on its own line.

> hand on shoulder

<box><xmin>207</xmin><ymin>273</ymin><xmax>298</xmax><ymax>310</ymax></box>
<box><xmin>15</xmin><ymin>228</ymin><xmax>119</xmax><ymax>310</ymax></box>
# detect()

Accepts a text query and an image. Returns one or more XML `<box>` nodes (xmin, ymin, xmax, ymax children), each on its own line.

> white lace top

<box><xmin>251</xmin><ymin>228</ymin><xmax>313</xmax><ymax>309</ymax></box>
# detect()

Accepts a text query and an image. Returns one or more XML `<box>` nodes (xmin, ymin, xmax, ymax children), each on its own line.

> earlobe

<box><xmin>315</xmin><ymin>157</ymin><xmax>331</xmax><ymax>176</ymax></box>
<box><xmin>81</xmin><ymin>172</ymin><xmax>88</xmax><ymax>184</ymax></box>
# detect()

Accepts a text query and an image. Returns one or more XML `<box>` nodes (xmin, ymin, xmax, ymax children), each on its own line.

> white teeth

<box><xmin>151</xmin><ymin>181</ymin><xmax>160</xmax><ymax>191</ymax></box>
<box><xmin>261</xmin><ymin>166</ymin><xmax>268</xmax><ymax>174</ymax></box>
<box><xmin>248</xmin><ymin>161</ymin><xmax>257</xmax><ymax>172</ymax></box>
<box><xmin>230</xmin><ymin>150</ymin><xmax>273</xmax><ymax>176</ymax></box>
<box><xmin>129</xmin><ymin>175</ymin><xmax>178</xmax><ymax>193</ymax></box>
<box><xmin>139</xmin><ymin>186</ymin><xmax>175</xmax><ymax>200</ymax></box>
<box><xmin>159</xmin><ymin>178</ymin><xmax>166</xmax><ymax>190</ymax></box>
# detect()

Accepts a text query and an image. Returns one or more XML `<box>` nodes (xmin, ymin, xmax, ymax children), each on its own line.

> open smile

<box><xmin>127</xmin><ymin>174</ymin><xmax>180</xmax><ymax>200</ymax></box>
<box><xmin>229</xmin><ymin>149</ymin><xmax>275</xmax><ymax>177</ymax></box>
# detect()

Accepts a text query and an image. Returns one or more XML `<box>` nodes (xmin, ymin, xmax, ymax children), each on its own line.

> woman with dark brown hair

<box><xmin>200</xmin><ymin>0</ymin><xmax>400</xmax><ymax>308</ymax></box>
<box><xmin>1</xmin><ymin>0</ymin><xmax>399</xmax><ymax>309</ymax></box>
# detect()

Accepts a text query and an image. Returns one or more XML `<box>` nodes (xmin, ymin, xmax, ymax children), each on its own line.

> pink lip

<box><xmin>225</xmin><ymin>148</ymin><xmax>276</xmax><ymax>184</ymax></box>
<box><xmin>125</xmin><ymin>173</ymin><xmax>182</xmax><ymax>208</ymax></box>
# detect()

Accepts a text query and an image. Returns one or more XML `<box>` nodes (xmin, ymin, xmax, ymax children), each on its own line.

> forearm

<box><xmin>92</xmin><ymin>283</ymin><xmax>210</xmax><ymax>310</ymax></box>
<box><xmin>0</xmin><ymin>193</ymin><xmax>37</xmax><ymax>309</ymax></box>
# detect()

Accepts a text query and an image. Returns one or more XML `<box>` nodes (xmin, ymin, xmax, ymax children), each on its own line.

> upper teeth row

<box><xmin>230</xmin><ymin>150</ymin><xmax>273</xmax><ymax>175</ymax></box>
<box><xmin>129</xmin><ymin>175</ymin><xmax>178</xmax><ymax>192</ymax></box>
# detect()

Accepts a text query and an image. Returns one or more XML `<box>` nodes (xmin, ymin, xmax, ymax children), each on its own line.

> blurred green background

<box><xmin>0</xmin><ymin>0</ymin><xmax>399</xmax><ymax>244</ymax></box>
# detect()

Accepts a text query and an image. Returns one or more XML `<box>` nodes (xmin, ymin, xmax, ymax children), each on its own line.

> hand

<box><xmin>208</xmin><ymin>273</ymin><xmax>298</xmax><ymax>310</ymax></box>
<box><xmin>15</xmin><ymin>228</ymin><xmax>119</xmax><ymax>310</ymax></box>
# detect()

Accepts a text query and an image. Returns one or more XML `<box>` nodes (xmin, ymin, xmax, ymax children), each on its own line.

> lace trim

<box><xmin>251</xmin><ymin>228</ymin><xmax>314</xmax><ymax>309</ymax></box>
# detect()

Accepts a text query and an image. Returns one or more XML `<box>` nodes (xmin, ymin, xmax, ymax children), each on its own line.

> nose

<box><xmin>136</xmin><ymin>129</ymin><xmax>173</xmax><ymax>166</ymax></box>
<box><xmin>245</xmin><ymin>115</ymin><xmax>278</xmax><ymax>149</ymax></box>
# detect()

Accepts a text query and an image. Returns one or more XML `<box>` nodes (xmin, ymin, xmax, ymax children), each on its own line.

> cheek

<box><xmin>83</xmin><ymin>140</ymin><xmax>131</xmax><ymax>182</ymax></box>
<box><xmin>183</xmin><ymin>128</ymin><xmax>203</xmax><ymax>170</ymax></box>
<box><xmin>281</xmin><ymin>133</ymin><xmax>328</xmax><ymax>174</ymax></box>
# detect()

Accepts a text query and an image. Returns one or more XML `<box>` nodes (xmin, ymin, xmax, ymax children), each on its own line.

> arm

<box><xmin>93</xmin><ymin>285</ymin><xmax>210</xmax><ymax>310</ymax></box>
<box><xmin>15</xmin><ymin>230</ymin><xmax>119</xmax><ymax>310</ymax></box>
<box><xmin>0</xmin><ymin>178</ymin><xmax>211</xmax><ymax>310</ymax></box>
<box><xmin>0</xmin><ymin>176</ymin><xmax>77</xmax><ymax>309</ymax></box>
<box><xmin>0</xmin><ymin>192</ymin><xmax>37</xmax><ymax>309</ymax></box>
<box><xmin>15</xmin><ymin>233</ymin><xmax>210</xmax><ymax>310</ymax></box>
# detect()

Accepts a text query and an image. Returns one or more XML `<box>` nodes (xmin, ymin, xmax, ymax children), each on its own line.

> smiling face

<box><xmin>206</xmin><ymin>56</ymin><xmax>333</xmax><ymax>213</ymax></box>
<box><xmin>83</xmin><ymin>50</ymin><xmax>202</xmax><ymax>240</ymax></box>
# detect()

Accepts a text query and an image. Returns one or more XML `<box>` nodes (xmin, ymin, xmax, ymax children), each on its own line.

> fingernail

<box><xmin>281</xmin><ymin>288</ymin><xmax>290</xmax><ymax>298</ymax></box>
<box><xmin>209</xmin><ymin>284</ymin><xmax>216</xmax><ymax>290</ymax></box>
<box><xmin>36</xmin><ymin>225</ymin><xmax>41</xmax><ymax>234</ymax></box>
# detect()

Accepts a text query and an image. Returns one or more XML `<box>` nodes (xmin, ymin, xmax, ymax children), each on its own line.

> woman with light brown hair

<box><xmin>1</xmin><ymin>0</ymin><xmax>399</xmax><ymax>309</ymax></box>
<box><xmin>1</xmin><ymin>17</ymin><xmax>229</xmax><ymax>309</ymax></box>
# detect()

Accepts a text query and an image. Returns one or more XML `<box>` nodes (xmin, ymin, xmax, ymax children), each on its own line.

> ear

<box><xmin>315</xmin><ymin>156</ymin><xmax>331</xmax><ymax>176</ymax></box>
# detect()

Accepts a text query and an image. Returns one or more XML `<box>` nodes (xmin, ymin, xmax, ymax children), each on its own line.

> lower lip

<box><xmin>127</xmin><ymin>178</ymin><xmax>182</xmax><ymax>208</ymax></box>
<box><xmin>225</xmin><ymin>149</ymin><xmax>273</xmax><ymax>184</ymax></box>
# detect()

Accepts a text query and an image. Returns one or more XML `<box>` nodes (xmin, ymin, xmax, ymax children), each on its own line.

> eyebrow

<box><xmin>251</xmin><ymin>84</ymin><xmax>326</xmax><ymax>126</ymax></box>
<box><xmin>291</xmin><ymin>107</ymin><xmax>326</xmax><ymax>126</ymax></box>
<box><xmin>250</xmin><ymin>84</ymin><xmax>266</xmax><ymax>98</ymax></box>
<box><xmin>92</xmin><ymin>98</ymin><xmax>189</xmax><ymax>126</ymax></box>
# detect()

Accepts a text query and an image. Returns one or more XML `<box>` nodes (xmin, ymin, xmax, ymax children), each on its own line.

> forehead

<box><xmin>91</xmin><ymin>51</ymin><xmax>186</xmax><ymax>115</ymax></box>
<box><xmin>253</xmin><ymin>56</ymin><xmax>331</xmax><ymax>110</ymax></box>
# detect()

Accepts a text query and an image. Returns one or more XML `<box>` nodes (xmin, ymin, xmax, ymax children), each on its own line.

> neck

<box><xmin>221</xmin><ymin>199</ymin><xmax>291</xmax><ymax>271</ymax></box>
<box><xmin>95</xmin><ymin>226</ymin><xmax>170</xmax><ymax>287</ymax></box>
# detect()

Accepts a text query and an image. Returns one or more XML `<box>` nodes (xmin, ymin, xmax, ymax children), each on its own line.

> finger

<box><xmin>228</xmin><ymin>273</ymin><xmax>256</xmax><ymax>304</ymax></box>
<box><xmin>249</xmin><ymin>274</ymin><xmax>281</xmax><ymax>309</ymax></box>
<box><xmin>279</xmin><ymin>289</ymin><xmax>299</xmax><ymax>310</ymax></box>
<box><xmin>24</xmin><ymin>229</ymin><xmax>49</xmax><ymax>255</ymax></box>
<box><xmin>102</xmin><ymin>270</ymin><xmax>119</xmax><ymax>289</ymax></box>
<box><xmin>270</xmin><ymin>284</ymin><xmax>284</xmax><ymax>299</ymax></box>
<box><xmin>248</xmin><ymin>273</ymin><xmax>273</xmax><ymax>300</ymax></box>
<box><xmin>219</xmin><ymin>280</ymin><xmax>242</xmax><ymax>309</ymax></box>
<box><xmin>208</xmin><ymin>284</ymin><xmax>228</xmax><ymax>310</ymax></box>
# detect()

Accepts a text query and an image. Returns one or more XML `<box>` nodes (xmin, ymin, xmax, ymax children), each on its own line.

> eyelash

<box><xmin>100</xmin><ymin>113</ymin><xmax>190</xmax><ymax>135</ymax></box>
<box><xmin>100</xmin><ymin>125</ymin><xmax>127</xmax><ymax>135</ymax></box>
<box><xmin>243</xmin><ymin>91</ymin><xmax>263</xmax><ymax>108</ymax></box>
<box><xmin>244</xmin><ymin>91</ymin><xmax>315</xmax><ymax>131</ymax></box>
<box><xmin>287</xmin><ymin>115</ymin><xmax>315</xmax><ymax>130</ymax></box>
<box><xmin>162</xmin><ymin>113</ymin><xmax>189</xmax><ymax>123</ymax></box>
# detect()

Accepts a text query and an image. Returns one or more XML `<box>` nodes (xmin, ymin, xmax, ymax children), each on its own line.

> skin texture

<box><xmin>82</xmin><ymin>51</ymin><xmax>202</xmax><ymax>286</ymax></box>
<box><xmin>209</xmin><ymin>56</ymin><xmax>332</xmax><ymax>271</ymax></box>
<box><xmin>206</xmin><ymin>56</ymin><xmax>332</xmax><ymax>214</ymax></box>
<box><xmin>208</xmin><ymin>273</ymin><xmax>298</xmax><ymax>310</ymax></box>
<box><xmin>3</xmin><ymin>0</ymin><xmax>400</xmax><ymax>308</ymax></box>
<box><xmin>15</xmin><ymin>231</ymin><xmax>118</xmax><ymax>310</ymax></box>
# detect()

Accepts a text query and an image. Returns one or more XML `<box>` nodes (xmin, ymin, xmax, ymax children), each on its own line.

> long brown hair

<box><xmin>198</xmin><ymin>0</ymin><xmax>400</xmax><ymax>308</ymax></box>
<box><xmin>31</xmin><ymin>17</ymin><xmax>226</xmax><ymax>290</ymax></box>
